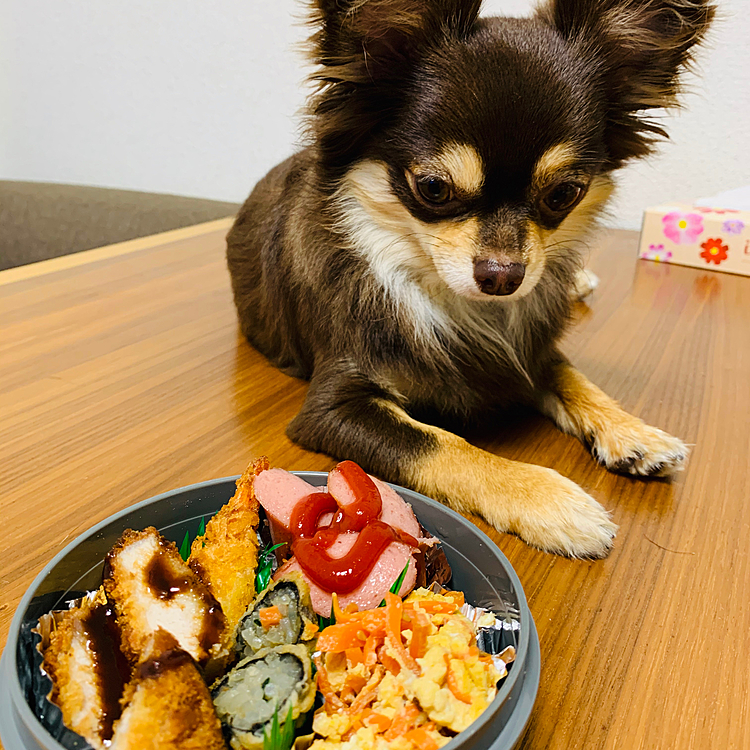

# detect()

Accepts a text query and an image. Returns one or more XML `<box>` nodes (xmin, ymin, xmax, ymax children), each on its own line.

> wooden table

<box><xmin>1</xmin><ymin>220</ymin><xmax>748</xmax><ymax>749</ymax></box>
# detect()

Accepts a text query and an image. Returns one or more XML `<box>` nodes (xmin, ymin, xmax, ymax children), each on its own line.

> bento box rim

<box><xmin>4</xmin><ymin>472</ymin><xmax>531</xmax><ymax>750</ymax></box>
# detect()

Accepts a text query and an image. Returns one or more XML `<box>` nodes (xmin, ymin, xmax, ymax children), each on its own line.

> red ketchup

<box><xmin>289</xmin><ymin>461</ymin><xmax>418</xmax><ymax>594</ymax></box>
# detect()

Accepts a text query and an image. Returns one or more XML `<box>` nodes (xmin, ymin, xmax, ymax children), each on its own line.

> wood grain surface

<box><xmin>1</xmin><ymin>223</ymin><xmax>748</xmax><ymax>749</ymax></box>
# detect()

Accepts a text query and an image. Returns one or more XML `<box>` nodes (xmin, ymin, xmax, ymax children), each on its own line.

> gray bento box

<box><xmin>0</xmin><ymin>473</ymin><xmax>540</xmax><ymax>750</ymax></box>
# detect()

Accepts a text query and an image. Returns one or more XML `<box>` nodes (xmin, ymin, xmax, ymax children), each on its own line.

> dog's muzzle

<box><xmin>473</xmin><ymin>259</ymin><xmax>526</xmax><ymax>296</ymax></box>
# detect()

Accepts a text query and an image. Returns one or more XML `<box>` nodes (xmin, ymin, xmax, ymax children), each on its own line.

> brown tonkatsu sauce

<box><xmin>82</xmin><ymin>603</ymin><xmax>128</xmax><ymax>741</ymax></box>
<box><xmin>137</xmin><ymin>647</ymin><xmax>194</xmax><ymax>680</ymax></box>
<box><xmin>143</xmin><ymin>542</ymin><xmax>226</xmax><ymax>662</ymax></box>
<box><xmin>145</xmin><ymin>547</ymin><xmax>193</xmax><ymax>601</ymax></box>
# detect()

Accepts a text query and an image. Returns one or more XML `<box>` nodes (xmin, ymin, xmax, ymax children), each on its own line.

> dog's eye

<box><xmin>541</xmin><ymin>182</ymin><xmax>584</xmax><ymax>214</ymax></box>
<box><xmin>415</xmin><ymin>176</ymin><xmax>452</xmax><ymax>205</ymax></box>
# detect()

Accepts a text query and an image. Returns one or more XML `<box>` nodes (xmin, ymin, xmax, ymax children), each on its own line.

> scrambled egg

<box><xmin>409</xmin><ymin>612</ymin><xmax>500</xmax><ymax>732</ymax></box>
<box><xmin>309</xmin><ymin>589</ymin><xmax>503</xmax><ymax>750</ymax></box>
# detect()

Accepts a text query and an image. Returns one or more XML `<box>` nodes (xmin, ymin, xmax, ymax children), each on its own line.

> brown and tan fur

<box><xmin>227</xmin><ymin>0</ymin><xmax>714</xmax><ymax>557</ymax></box>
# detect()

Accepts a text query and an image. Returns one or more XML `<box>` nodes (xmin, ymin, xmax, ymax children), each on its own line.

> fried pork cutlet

<box><xmin>188</xmin><ymin>456</ymin><xmax>266</xmax><ymax>629</ymax></box>
<box><xmin>103</xmin><ymin>527</ymin><xmax>231</xmax><ymax>677</ymax></box>
<box><xmin>42</xmin><ymin>589</ymin><xmax>128</xmax><ymax>750</ymax></box>
<box><xmin>110</xmin><ymin>643</ymin><xmax>227</xmax><ymax>750</ymax></box>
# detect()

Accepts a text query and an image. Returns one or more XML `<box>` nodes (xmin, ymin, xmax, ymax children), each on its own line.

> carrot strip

<box><xmin>409</xmin><ymin>610</ymin><xmax>431</xmax><ymax>660</ymax></box>
<box><xmin>362</xmin><ymin>711</ymin><xmax>392</xmax><ymax>734</ymax></box>
<box><xmin>444</xmin><ymin>654</ymin><xmax>472</xmax><ymax>704</ymax></box>
<box><xmin>347</xmin><ymin>666</ymin><xmax>384</xmax><ymax>714</ymax></box>
<box><xmin>379</xmin><ymin>649</ymin><xmax>401</xmax><ymax>676</ymax></box>
<box><xmin>384</xmin><ymin>592</ymin><xmax>419</xmax><ymax>673</ymax></box>
<box><xmin>363</xmin><ymin>632</ymin><xmax>383</xmax><ymax>668</ymax></box>
<box><xmin>383</xmin><ymin>702</ymin><xmax>421</xmax><ymax>740</ymax></box>
<box><xmin>344</xmin><ymin>671</ymin><xmax>368</xmax><ymax>694</ymax></box>
<box><xmin>257</xmin><ymin>605</ymin><xmax>282</xmax><ymax>630</ymax></box>
<box><xmin>443</xmin><ymin>590</ymin><xmax>465</xmax><ymax>607</ymax></box>
<box><xmin>345</xmin><ymin>647</ymin><xmax>364</xmax><ymax>667</ymax></box>
<box><xmin>405</xmin><ymin>727</ymin><xmax>439</xmax><ymax>750</ymax></box>
<box><xmin>317</xmin><ymin>621</ymin><xmax>368</xmax><ymax>652</ymax></box>
<box><xmin>353</xmin><ymin>609</ymin><xmax>386</xmax><ymax>633</ymax></box>
<box><xmin>404</xmin><ymin>600</ymin><xmax>457</xmax><ymax>614</ymax></box>
<box><xmin>314</xmin><ymin>654</ymin><xmax>346</xmax><ymax>712</ymax></box>
<box><xmin>331</xmin><ymin>593</ymin><xmax>361</xmax><ymax>623</ymax></box>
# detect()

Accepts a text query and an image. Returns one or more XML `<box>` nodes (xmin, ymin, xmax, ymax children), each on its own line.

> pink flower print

<box><xmin>662</xmin><ymin>211</ymin><xmax>704</xmax><ymax>244</ymax></box>
<box><xmin>723</xmin><ymin>219</ymin><xmax>745</xmax><ymax>234</ymax></box>
<box><xmin>642</xmin><ymin>244</ymin><xmax>673</xmax><ymax>262</ymax></box>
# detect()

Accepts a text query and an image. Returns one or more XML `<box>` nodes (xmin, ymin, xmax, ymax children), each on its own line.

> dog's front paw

<box><xmin>505</xmin><ymin>468</ymin><xmax>617</xmax><ymax>559</ymax></box>
<box><xmin>589</xmin><ymin>419</ymin><xmax>688</xmax><ymax>477</ymax></box>
<box><xmin>571</xmin><ymin>268</ymin><xmax>599</xmax><ymax>300</ymax></box>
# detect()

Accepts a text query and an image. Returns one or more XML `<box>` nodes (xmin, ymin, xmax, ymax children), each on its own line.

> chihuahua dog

<box><xmin>227</xmin><ymin>0</ymin><xmax>714</xmax><ymax>557</ymax></box>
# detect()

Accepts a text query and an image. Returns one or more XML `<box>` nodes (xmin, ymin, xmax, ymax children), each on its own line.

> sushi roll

<box><xmin>212</xmin><ymin>644</ymin><xmax>315</xmax><ymax>750</ymax></box>
<box><xmin>236</xmin><ymin>573</ymin><xmax>317</xmax><ymax>658</ymax></box>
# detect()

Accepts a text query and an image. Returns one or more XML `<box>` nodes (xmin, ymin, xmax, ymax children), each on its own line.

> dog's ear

<box><xmin>537</xmin><ymin>0</ymin><xmax>715</xmax><ymax>166</ymax></box>
<box><xmin>308</xmin><ymin>0</ymin><xmax>483</xmax><ymax>179</ymax></box>
<box><xmin>311</xmin><ymin>0</ymin><xmax>482</xmax><ymax>80</ymax></box>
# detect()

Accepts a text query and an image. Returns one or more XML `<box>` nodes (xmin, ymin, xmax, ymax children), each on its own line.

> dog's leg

<box><xmin>539</xmin><ymin>360</ymin><xmax>688</xmax><ymax>477</ymax></box>
<box><xmin>288</xmin><ymin>366</ymin><xmax>616</xmax><ymax>558</ymax></box>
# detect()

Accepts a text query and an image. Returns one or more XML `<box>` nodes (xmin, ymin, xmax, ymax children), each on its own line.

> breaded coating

<box><xmin>110</xmin><ymin>647</ymin><xmax>227</xmax><ymax>750</ymax></box>
<box><xmin>103</xmin><ymin>527</ymin><xmax>231</xmax><ymax>677</ymax></box>
<box><xmin>188</xmin><ymin>456</ymin><xmax>266</xmax><ymax>629</ymax></box>
<box><xmin>42</xmin><ymin>589</ymin><xmax>126</xmax><ymax>750</ymax></box>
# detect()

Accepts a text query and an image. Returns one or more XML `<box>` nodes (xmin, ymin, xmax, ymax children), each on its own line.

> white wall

<box><xmin>1</xmin><ymin>0</ymin><xmax>747</xmax><ymax>230</ymax></box>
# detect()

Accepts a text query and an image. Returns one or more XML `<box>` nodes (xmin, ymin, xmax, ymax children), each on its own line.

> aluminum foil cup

<box><xmin>0</xmin><ymin>473</ymin><xmax>540</xmax><ymax>750</ymax></box>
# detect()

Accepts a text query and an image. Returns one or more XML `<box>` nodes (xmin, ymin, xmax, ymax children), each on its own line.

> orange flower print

<box><xmin>700</xmin><ymin>237</ymin><xmax>729</xmax><ymax>265</ymax></box>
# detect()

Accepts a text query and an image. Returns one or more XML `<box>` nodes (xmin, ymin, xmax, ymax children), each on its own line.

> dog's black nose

<box><xmin>474</xmin><ymin>259</ymin><xmax>526</xmax><ymax>296</ymax></box>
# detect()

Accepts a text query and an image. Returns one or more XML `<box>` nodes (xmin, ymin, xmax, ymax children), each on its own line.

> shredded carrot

<box><xmin>257</xmin><ymin>605</ymin><xmax>282</xmax><ymax>630</ymax></box>
<box><xmin>330</xmin><ymin>593</ymin><xmax>361</xmax><ymax>623</ymax></box>
<box><xmin>383</xmin><ymin>702</ymin><xmax>421</xmax><ymax>740</ymax></box>
<box><xmin>345</xmin><ymin>647</ymin><xmax>364</xmax><ymax>667</ymax></box>
<box><xmin>384</xmin><ymin>592</ymin><xmax>420</xmax><ymax>673</ymax></box>
<box><xmin>409</xmin><ymin>610</ymin><xmax>431</xmax><ymax>660</ymax></box>
<box><xmin>347</xmin><ymin>666</ymin><xmax>384</xmax><ymax>714</ymax></box>
<box><xmin>444</xmin><ymin>654</ymin><xmax>473</xmax><ymax>704</ymax></box>
<box><xmin>379</xmin><ymin>649</ymin><xmax>401</xmax><ymax>676</ymax></box>
<box><xmin>443</xmin><ymin>590</ymin><xmax>465</xmax><ymax>607</ymax></box>
<box><xmin>317</xmin><ymin>621</ymin><xmax>369</xmax><ymax>652</ymax></box>
<box><xmin>314</xmin><ymin>654</ymin><xmax>346</xmax><ymax>712</ymax></box>
<box><xmin>363</xmin><ymin>632</ymin><xmax>383</xmax><ymax>668</ymax></box>
<box><xmin>405</xmin><ymin>727</ymin><xmax>439</xmax><ymax>750</ymax></box>
<box><xmin>352</xmin><ymin>609</ymin><xmax>386</xmax><ymax>633</ymax></box>
<box><xmin>331</xmin><ymin>593</ymin><xmax>347</xmax><ymax>623</ymax></box>
<box><xmin>361</xmin><ymin>710</ymin><xmax>392</xmax><ymax>734</ymax></box>
<box><xmin>344</xmin><ymin>671</ymin><xmax>368</xmax><ymax>694</ymax></box>
<box><xmin>404</xmin><ymin>600</ymin><xmax>457</xmax><ymax>615</ymax></box>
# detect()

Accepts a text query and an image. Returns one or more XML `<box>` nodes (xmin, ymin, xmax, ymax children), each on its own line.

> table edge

<box><xmin>0</xmin><ymin>216</ymin><xmax>236</xmax><ymax>288</ymax></box>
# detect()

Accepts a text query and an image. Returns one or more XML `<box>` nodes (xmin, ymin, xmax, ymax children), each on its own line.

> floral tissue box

<box><xmin>638</xmin><ymin>204</ymin><xmax>750</xmax><ymax>277</ymax></box>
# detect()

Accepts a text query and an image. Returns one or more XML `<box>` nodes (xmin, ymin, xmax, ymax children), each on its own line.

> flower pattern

<box><xmin>663</xmin><ymin>211</ymin><xmax>704</xmax><ymax>244</ymax></box>
<box><xmin>699</xmin><ymin>237</ymin><xmax>729</xmax><ymax>265</ymax></box>
<box><xmin>642</xmin><ymin>244</ymin><xmax>673</xmax><ymax>262</ymax></box>
<box><xmin>723</xmin><ymin>219</ymin><xmax>745</xmax><ymax>234</ymax></box>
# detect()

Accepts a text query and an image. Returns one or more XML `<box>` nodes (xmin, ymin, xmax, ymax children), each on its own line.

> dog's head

<box><xmin>309</xmin><ymin>0</ymin><xmax>714</xmax><ymax>301</ymax></box>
